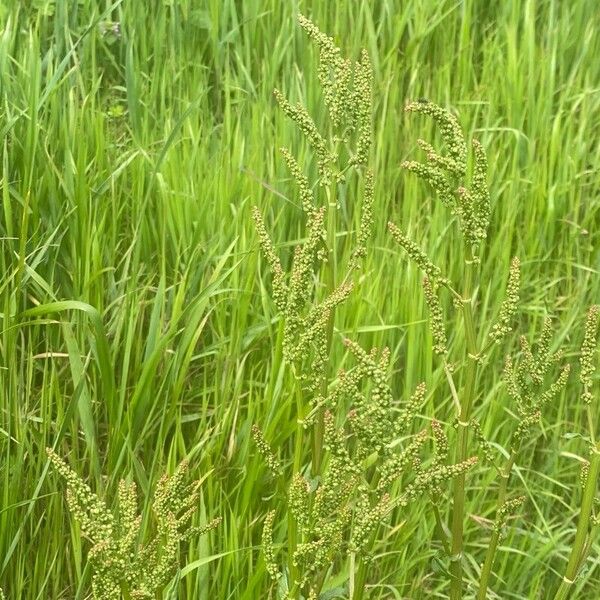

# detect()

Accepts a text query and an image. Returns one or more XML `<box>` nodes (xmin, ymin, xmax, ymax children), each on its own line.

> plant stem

<box><xmin>350</xmin><ymin>553</ymin><xmax>368</xmax><ymax>600</ymax></box>
<box><xmin>288</xmin><ymin>380</ymin><xmax>306</xmax><ymax>597</ymax></box>
<box><xmin>120</xmin><ymin>583</ymin><xmax>132</xmax><ymax>600</ymax></box>
<box><xmin>449</xmin><ymin>248</ymin><xmax>479</xmax><ymax>600</ymax></box>
<box><xmin>477</xmin><ymin>452</ymin><xmax>516</xmax><ymax>599</ymax></box>
<box><xmin>553</xmin><ymin>441</ymin><xmax>600</xmax><ymax>600</ymax></box>
<box><xmin>313</xmin><ymin>189</ymin><xmax>338</xmax><ymax>475</ymax></box>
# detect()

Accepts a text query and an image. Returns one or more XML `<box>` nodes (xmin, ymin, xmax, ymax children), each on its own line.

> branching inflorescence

<box><xmin>252</xmin><ymin>17</ymin><xmax>478</xmax><ymax>599</ymax></box>
<box><xmin>47</xmin><ymin>450</ymin><xmax>220</xmax><ymax>599</ymax></box>
<box><xmin>252</xmin><ymin>14</ymin><xmax>598</xmax><ymax>600</ymax></box>
<box><xmin>387</xmin><ymin>98</ymin><xmax>529</xmax><ymax>599</ymax></box>
<box><xmin>251</xmin><ymin>11</ymin><xmax>377</xmax><ymax>398</ymax></box>
<box><xmin>478</xmin><ymin>318</ymin><xmax>570</xmax><ymax>599</ymax></box>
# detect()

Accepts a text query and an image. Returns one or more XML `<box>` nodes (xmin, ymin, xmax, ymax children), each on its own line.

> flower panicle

<box><xmin>261</xmin><ymin>511</ymin><xmax>280</xmax><ymax>581</ymax></box>
<box><xmin>388</xmin><ymin>221</ymin><xmax>450</xmax><ymax>286</ymax></box>
<box><xmin>399</xmin><ymin>456</ymin><xmax>478</xmax><ymax>507</ymax></box>
<box><xmin>251</xmin><ymin>207</ymin><xmax>288</xmax><ymax>312</ymax></box>
<box><xmin>471</xmin><ymin>139</ymin><xmax>490</xmax><ymax>240</ymax></box>
<box><xmin>494</xmin><ymin>496</ymin><xmax>526</xmax><ymax>536</ymax></box>
<box><xmin>580</xmin><ymin>305</ymin><xmax>599</xmax><ymax>405</ymax></box>
<box><xmin>280</xmin><ymin>147</ymin><xmax>315</xmax><ymax>216</ymax></box>
<box><xmin>470</xmin><ymin>419</ymin><xmax>496</xmax><ymax>464</ymax></box>
<box><xmin>422</xmin><ymin>277</ymin><xmax>448</xmax><ymax>356</ymax></box>
<box><xmin>350</xmin><ymin>492</ymin><xmax>391</xmax><ymax>556</ymax></box>
<box><xmin>401</xmin><ymin>160</ymin><xmax>455</xmax><ymax>206</ymax></box>
<box><xmin>251</xmin><ymin>425</ymin><xmax>283</xmax><ymax>477</ymax></box>
<box><xmin>351</xmin><ymin>48</ymin><xmax>373</xmax><ymax>166</ymax></box>
<box><xmin>351</xmin><ymin>169</ymin><xmax>375</xmax><ymax>268</ymax></box>
<box><xmin>405</xmin><ymin>99</ymin><xmax>467</xmax><ymax>173</ymax></box>
<box><xmin>489</xmin><ymin>256</ymin><xmax>520</xmax><ymax>344</ymax></box>
<box><xmin>47</xmin><ymin>451</ymin><xmax>217</xmax><ymax>599</ymax></box>
<box><xmin>396</xmin><ymin>381</ymin><xmax>426</xmax><ymax>434</ymax></box>
<box><xmin>273</xmin><ymin>88</ymin><xmax>336</xmax><ymax>186</ymax></box>
<box><xmin>378</xmin><ymin>429</ymin><xmax>429</xmax><ymax>491</ymax></box>
<box><xmin>46</xmin><ymin>448</ymin><xmax>114</xmax><ymax>543</ymax></box>
<box><xmin>404</xmin><ymin>101</ymin><xmax>492</xmax><ymax>245</ymax></box>
<box><xmin>431</xmin><ymin>420</ymin><xmax>449</xmax><ymax>460</ymax></box>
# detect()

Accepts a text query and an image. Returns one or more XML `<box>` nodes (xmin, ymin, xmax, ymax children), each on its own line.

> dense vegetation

<box><xmin>0</xmin><ymin>1</ymin><xmax>599</xmax><ymax>598</ymax></box>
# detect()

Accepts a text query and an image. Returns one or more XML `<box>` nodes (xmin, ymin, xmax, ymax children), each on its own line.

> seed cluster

<box><xmin>274</xmin><ymin>88</ymin><xmax>337</xmax><ymax>186</ymax></box>
<box><xmin>400</xmin><ymin>100</ymin><xmax>491</xmax><ymax>247</ymax></box>
<box><xmin>261</xmin><ymin>511</ymin><xmax>280</xmax><ymax>581</ymax></box>
<box><xmin>296</xmin><ymin>13</ymin><xmax>373</xmax><ymax>167</ymax></box>
<box><xmin>579</xmin><ymin>305</ymin><xmax>599</xmax><ymax>404</ymax></box>
<box><xmin>470</xmin><ymin>418</ymin><xmax>495</xmax><ymax>464</ymax></box>
<box><xmin>351</xmin><ymin>49</ymin><xmax>374</xmax><ymax>167</ymax></box>
<box><xmin>47</xmin><ymin>450</ymin><xmax>219</xmax><ymax>599</ymax></box>
<box><xmin>252</xmin><ymin>425</ymin><xmax>283</xmax><ymax>477</ymax></box>
<box><xmin>502</xmin><ymin>318</ymin><xmax>570</xmax><ymax>452</ymax></box>
<box><xmin>494</xmin><ymin>496</ymin><xmax>526</xmax><ymax>537</ymax></box>
<box><xmin>280</xmin><ymin>147</ymin><xmax>316</xmax><ymax>216</ymax></box>
<box><xmin>489</xmin><ymin>256</ymin><xmax>521</xmax><ymax>344</ymax></box>
<box><xmin>398</xmin><ymin>456</ymin><xmax>478</xmax><ymax>507</ymax></box>
<box><xmin>423</xmin><ymin>277</ymin><xmax>448</xmax><ymax>356</ymax></box>
<box><xmin>350</xmin><ymin>168</ymin><xmax>375</xmax><ymax>268</ymax></box>
<box><xmin>405</xmin><ymin>100</ymin><xmax>467</xmax><ymax>172</ymax></box>
<box><xmin>251</xmin><ymin>206</ymin><xmax>287</xmax><ymax>312</ymax></box>
<box><xmin>387</xmin><ymin>221</ymin><xmax>449</xmax><ymax>285</ymax></box>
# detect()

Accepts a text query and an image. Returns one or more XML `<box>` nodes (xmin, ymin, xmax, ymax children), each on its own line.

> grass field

<box><xmin>0</xmin><ymin>1</ymin><xmax>599</xmax><ymax>598</ymax></box>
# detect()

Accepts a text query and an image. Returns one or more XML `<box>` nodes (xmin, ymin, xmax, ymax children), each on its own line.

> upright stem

<box><xmin>449</xmin><ymin>248</ymin><xmax>479</xmax><ymax>600</ymax></box>
<box><xmin>288</xmin><ymin>380</ymin><xmax>306</xmax><ymax>597</ymax></box>
<box><xmin>477</xmin><ymin>452</ymin><xmax>516</xmax><ymax>599</ymax></box>
<box><xmin>350</xmin><ymin>554</ymin><xmax>368</xmax><ymax>600</ymax></box>
<box><xmin>313</xmin><ymin>188</ymin><xmax>338</xmax><ymax>475</ymax></box>
<box><xmin>554</xmin><ymin>440</ymin><xmax>600</xmax><ymax>600</ymax></box>
<box><xmin>120</xmin><ymin>583</ymin><xmax>132</xmax><ymax>600</ymax></box>
<box><xmin>351</xmin><ymin>527</ymin><xmax>379</xmax><ymax>600</ymax></box>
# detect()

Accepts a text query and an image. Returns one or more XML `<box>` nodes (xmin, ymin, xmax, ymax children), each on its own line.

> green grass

<box><xmin>0</xmin><ymin>0</ymin><xmax>599</xmax><ymax>598</ymax></box>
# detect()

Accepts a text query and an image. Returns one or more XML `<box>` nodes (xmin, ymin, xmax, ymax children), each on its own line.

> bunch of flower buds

<box><xmin>502</xmin><ymin>317</ymin><xmax>570</xmax><ymax>451</ymax></box>
<box><xmin>47</xmin><ymin>450</ymin><xmax>219</xmax><ymax>599</ymax></box>
<box><xmin>253</xmin><ymin>14</ymin><xmax>376</xmax><ymax>399</ymax></box>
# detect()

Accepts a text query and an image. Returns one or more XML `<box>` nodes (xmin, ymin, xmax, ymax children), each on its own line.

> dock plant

<box><xmin>0</xmin><ymin>3</ymin><xmax>598</xmax><ymax>600</ymax></box>
<box><xmin>253</xmin><ymin>13</ymin><xmax>600</xmax><ymax>600</ymax></box>
<box><xmin>252</xmin><ymin>15</ymin><xmax>478</xmax><ymax>599</ymax></box>
<box><xmin>46</xmin><ymin>450</ymin><xmax>220</xmax><ymax>599</ymax></box>
<box><xmin>388</xmin><ymin>95</ymin><xmax>514</xmax><ymax>599</ymax></box>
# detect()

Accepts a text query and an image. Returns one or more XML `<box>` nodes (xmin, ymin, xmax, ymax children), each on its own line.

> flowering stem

<box><xmin>288</xmin><ymin>381</ymin><xmax>305</xmax><ymax>596</ymax></box>
<box><xmin>477</xmin><ymin>452</ymin><xmax>517</xmax><ymax>599</ymax></box>
<box><xmin>313</xmin><ymin>188</ymin><xmax>338</xmax><ymax>475</ymax></box>
<box><xmin>554</xmin><ymin>438</ymin><xmax>600</xmax><ymax>600</ymax></box>
<box><xmin>449</xmin><ymin>248</ymin><xmax>479</xmax><ymax>600</ymax></box>
<box><xmin>350</xmin><ymin>555</ymin><xmax>368</xmax><ymax>600</ymax></box>
<box><xmin>351</xmin><ymin>529</ymin><xmax>379</xmax><ymax>600</ymax></box>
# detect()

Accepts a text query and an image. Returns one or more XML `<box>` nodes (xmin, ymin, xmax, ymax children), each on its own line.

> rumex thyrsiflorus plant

<box><xmin>46</xmin><ymin>450</ymin><xmax>220</xmax><ymax>599</ymax></box>
<box><xmin>1</xmin><ymin>5</ymin><xmax>598</xmax><ymax>600</ymax></box>
<box><xmin>252</xmin><ymin>13</ymin><xmax>599</xmax><ymax>600</ymax></box>
<box><xmin>253</xmin><ymin>14</ymin><xmax>478</xmax><ymax>599</ymax></box>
